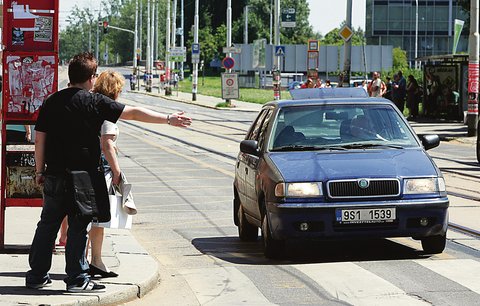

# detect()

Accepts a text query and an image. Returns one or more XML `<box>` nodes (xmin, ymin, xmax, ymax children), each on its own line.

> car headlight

<box><xmin>275</xmin><ymin>182</ymin><xmax>323</xmax><ymax>197</ymax></box>
<box><xmin>404</xmin><ymin>177</ymin><xmax>446</xmax><ymax>194</ymax></box>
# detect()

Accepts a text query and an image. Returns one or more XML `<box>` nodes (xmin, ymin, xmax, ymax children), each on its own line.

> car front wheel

<box><xmin>262</xmin><ymin>214</ymin><xmax>285</xmax><ymax>258</ymax></box>
<box><xmin>238</xmin><ymin>205</ymin><xmax>258</xmax><ymax>241</ymax></box>
<box><xmin>421</xmin><ymin>234</ymin><xmax>446</xmax><ymax>254</ymax></box>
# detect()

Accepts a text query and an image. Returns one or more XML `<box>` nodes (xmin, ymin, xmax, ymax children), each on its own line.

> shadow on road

<box><xmin>191</xmin><ymin>236</ymin><xmax>431</xmax><ymax>265</ymax></box>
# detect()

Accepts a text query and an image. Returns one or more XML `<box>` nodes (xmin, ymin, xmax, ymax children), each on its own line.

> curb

<box><xmin>128</xmin><ymin>90</ymin><xmax>261</xmax><ymax>112</ymax></box>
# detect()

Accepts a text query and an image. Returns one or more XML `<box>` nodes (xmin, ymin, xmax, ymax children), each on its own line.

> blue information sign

<box><xmin>192</xmin><ymin>43</ymin><xmax>200</xmax><ymax>54</ymax></box>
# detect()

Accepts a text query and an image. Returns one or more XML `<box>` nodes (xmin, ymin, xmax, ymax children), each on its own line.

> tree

<box><xmin>392</xmin><ymin>47</ymin><xmax>408</xmax><ymax>71</ymax></box>
<box><xmin>60</xmin><ymin>0</ymin><xmax>317</xmax><ymax>66</ymax></box>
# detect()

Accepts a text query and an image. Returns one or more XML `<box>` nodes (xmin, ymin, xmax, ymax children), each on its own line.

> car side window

<box><xmin>247</xmin><ymin>110</ymin><xmax>268</xmax><ymax>141</ymax></box>
<box><xmin>258</xmin><ymin>110</ymin><xmax>273</xmax><ymax>149</ymax></box>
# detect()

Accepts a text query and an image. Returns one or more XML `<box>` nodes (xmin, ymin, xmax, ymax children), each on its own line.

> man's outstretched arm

<box><xmin>119</xmin><ymin>105</ymin><xmax>192</xmax><ymax>127</ymax></box>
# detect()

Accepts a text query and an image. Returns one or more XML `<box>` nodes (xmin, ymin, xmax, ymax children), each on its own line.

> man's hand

<box><xmin>35</xmin><ymin>174</ymin><xmax>45</xmax><ymax>185</ymax></box>
<box><xmin>168</xmin><ymin>111</ymin><xmax>192</xmax><ymax>127</ymax></box>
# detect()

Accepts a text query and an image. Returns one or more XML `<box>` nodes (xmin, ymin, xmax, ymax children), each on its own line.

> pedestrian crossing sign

<box><xmin>275</xmin><ymin>46</ymin><xmax>285</xmax><ymax>57</ymax></box>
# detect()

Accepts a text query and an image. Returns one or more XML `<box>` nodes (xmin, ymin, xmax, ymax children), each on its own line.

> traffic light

<box><xmin>103</xmin><ymin>21</ymin><xmax>108</xmax><ymax>34</ymax></box>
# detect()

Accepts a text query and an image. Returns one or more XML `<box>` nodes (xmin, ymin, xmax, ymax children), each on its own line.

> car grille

<box><xmin>327</xmin><ymin>179</ymin><xmax>400</xmax><ymax>199</ymax></box>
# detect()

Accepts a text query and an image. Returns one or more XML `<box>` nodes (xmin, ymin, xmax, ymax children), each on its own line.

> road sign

<box><xmin>221</xmin><ymin>73</ymin><xmax>239</xmax><ymax>99</ymax></box>
<box><xmin>275</xmin><ymin>45</ymin><xmax>286</xmax><ymax>57</ymax></box>
<box><xmin>308</xmin><ymin>40</ymin><xmax>319</xmax><ymax>51</ymax></box>
<box><xmin>170</xmin><ymin>46</ymin><xmax>186</xmax><ymax>62</ymax></box>
<box><xmin>222</xmin><ymin>57</ymin><xmax>235</xmax><ymax>69</ymax></box>
<box><xmin>192</xmin><ymin>43</ymin><xmax>200</xmax><ymax>63</ymax></box>
<box><xmin>223</xmin><ymin>46</ymin><xmax>242</xmax><ymax>54</ymax></box>
<box><xmin>339</xmin><ymin>25</ymin><xmax>353</xmax><ymax>42</ymax></box>
<box><xmin>192</xmin><ymin>43</ymin><xmax>200</xmax><ymax>54</ymax></box>
<box><xmin>281</xmin><ymin>8</ymin><xmax>296</xmax><ymax>27</ymax></box>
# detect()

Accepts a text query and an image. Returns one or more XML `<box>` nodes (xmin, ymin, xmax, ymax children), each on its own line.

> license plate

<box><xmin>336</xmin><ymin>208</ymin><xmax>396</xmax><ymax>224</ymax></box>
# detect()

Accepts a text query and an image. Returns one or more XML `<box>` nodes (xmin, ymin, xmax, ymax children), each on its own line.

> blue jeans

<box><xmin>26</xmin><ymin>174</ymin><xmax>91</xmax><ymax>286</ymax></box>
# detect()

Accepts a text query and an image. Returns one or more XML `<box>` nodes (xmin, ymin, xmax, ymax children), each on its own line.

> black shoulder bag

<box><xmin>67</xmin><ymin>162</ymin><xmax>110</xmax><ymax>222</ymax></box>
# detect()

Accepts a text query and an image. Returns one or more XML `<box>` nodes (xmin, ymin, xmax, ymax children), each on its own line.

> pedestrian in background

<box><xmin>370</xmin><ymin>72</ymin><xmax>382</xmax><ymax>97</ymax></box>
<box><xmin>406</xmin><ymin>75</ymin><xmax>420</xmax><ymax>120</ymax></box>
<box><xmin>392</xmin><ymin>71</ymin><xmax>407</xmax><ymax>113</ymax></box>
<box><xmin>383</xmin><ymin>76</ymin><xmax>393</xmax><ymax>101</ymax></box>
<box><xmin>26</xmin><ymin>52</ymin><xmax>192</xmax><ymax>293</ymax></box>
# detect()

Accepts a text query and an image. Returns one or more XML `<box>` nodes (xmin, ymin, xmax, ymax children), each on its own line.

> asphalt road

<box><xmin>111</xmin><ymin>90</ymin><xmax>480</xmax><ymax>305</ymax></box>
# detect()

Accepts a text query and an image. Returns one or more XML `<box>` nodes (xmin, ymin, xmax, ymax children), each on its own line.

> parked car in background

<box><xmin>233</xmin><ymin>88</ymin><xmax>449</xmax><ymax>258</ymax></box>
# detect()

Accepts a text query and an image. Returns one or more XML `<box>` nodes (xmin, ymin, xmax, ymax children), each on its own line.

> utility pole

<box><xmin>146</xmin><ymin>0</ymin><xmax>151</xmax><ymax>91</ymax></box>
<box><xmin>165</xmin><ymin>0</ymin><xmax>172</xmax><ymax>95</ymax></box>
<box><xmin>273</xmin><ymin>0</ymin><xmax>281</xmax><ymax>100</ymax></box>
<box><xmin>415</xmin><ymin>0</ymin><xmax>419</xmax><ymax>69</ymax></box>
<box><xmin>244</xmin><ymin>5</ymin><xmax>248</xmax><ymax>45</ymax></box>
<box><xmin>154</xmin><ymin>0</ymin><xmax>159</xmax><ymax>61</ymax></box>
<box><xmin>139</xmin><ymin>0</ymin><xmax>143</xmax><ymax>62</ymax></box>
<box><xmin>192</xmin><ymin>0</ymin><xmax>199</xmax><ymax>101</ymax></box>
<box><xmin>96</xmin><ymin>9</ymin><xmax>100</xmax><ymax>61</ymax></box>
<box><xmin>269</xmin><ymin>0</ymin><xmax>273</xmax><ymax>45</ymax></box>
<box><xmin>134</xmin><ymin>0</ymin><xmax>139</xmax><ymax>88</ymax></box>
<box><xmin>150</xmin><ymin>0</ymin><xmax>155</xmax><ymax>75</ymax></box>
<box><xmin>468</xmin><ymin>0</ymin><xmax>480</xmax><ymax>161</ymax></box>
<box><xmin>343</xmin><ymin>0</ymin><xmax>352</xmax><ymax>87</ymax></box>
<box><xmin>180</xmin><ymin>0</ymin><xmax>184</xmax><ymax>80</ymax></box>
<box><xmin>134</xmin><ymin>0</ymin><xmax>139</xmax><ymax>73</ymax></box>
<box><xmin>172</xmin><ymin>0</ymin><xmax>177</xmax><ymax>76</ymax></box>
<box><xmin>226</xmin><ymin>0</ymin><xmax>232</xmax><ymax>106</ymax></box>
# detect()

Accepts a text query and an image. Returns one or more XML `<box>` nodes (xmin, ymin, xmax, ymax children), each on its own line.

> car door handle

<box><xmin>245</xmin><ymin>167</ymin><xmax>248</xmax><ymax>175</ymax></box>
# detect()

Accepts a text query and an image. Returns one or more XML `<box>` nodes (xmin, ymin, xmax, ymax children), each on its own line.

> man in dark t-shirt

<box><xmin>26</xmin><ymin>52</ymin><xmax>191</xmax><ymax>293</ymax></box>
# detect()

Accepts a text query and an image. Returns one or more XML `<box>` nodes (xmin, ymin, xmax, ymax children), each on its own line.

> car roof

<box><xmin>289</xmin><ymin>87</ymin><xmax>369</xmax><ymax>100</ymax></box>
<box><xmin>264</xmin><ymin>88</ymin><xmax>394</xmax><ymax>108</ymax></box>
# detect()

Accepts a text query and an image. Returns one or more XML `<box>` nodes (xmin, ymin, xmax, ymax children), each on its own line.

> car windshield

<box><xmin>269</xmin><ymin>104</ymin><xmax>419</xmax><ymax>151</ymax></box>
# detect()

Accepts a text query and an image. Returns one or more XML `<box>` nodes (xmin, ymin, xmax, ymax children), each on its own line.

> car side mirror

<box><xmin>240</xmin><ymin>140</ymin><xmax>259</xmax><ymax>156</ymax></box>
<box><xmin>418</xmin><ymin>134</ymin><xmax>440</xmax><ymax>150</ymax></box>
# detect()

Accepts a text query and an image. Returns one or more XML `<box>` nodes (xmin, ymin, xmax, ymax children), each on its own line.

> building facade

<box><xmin>365</xmin><ymin>0</ymin><xmax>469</xmax><ymax>65</ymax></box>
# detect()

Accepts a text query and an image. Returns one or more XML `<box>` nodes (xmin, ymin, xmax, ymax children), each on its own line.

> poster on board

<box><xmin>2</xmin><ymin>52</ymin><xmax>57</xmax><ymax>121</ymax></box>
<box><xmin>2</xmin><ymin>0</ymin><xmax>59</xmax><ymax>51</ymax></box>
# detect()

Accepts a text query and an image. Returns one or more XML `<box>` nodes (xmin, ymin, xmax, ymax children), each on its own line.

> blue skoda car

<box><xmin>233</xmin><ymin>88</ymin><xmax>449</xmax><ymax>258</ymax></box>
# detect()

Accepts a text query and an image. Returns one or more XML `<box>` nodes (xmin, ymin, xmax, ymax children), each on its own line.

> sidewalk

<box><xmin>1</xmin><ymin>89</ymin><xmax>478</xmax><ymax>305</ymax></box>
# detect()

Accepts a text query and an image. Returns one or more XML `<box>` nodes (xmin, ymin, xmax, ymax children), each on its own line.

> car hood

<box><xmin>268</xmin><ymin>149</ymin><xmax>437</xmax><ymax>181</ymax></box>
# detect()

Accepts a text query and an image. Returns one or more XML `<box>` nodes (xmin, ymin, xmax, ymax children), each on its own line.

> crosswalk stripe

<box><xmin>295</xmin><ymin>262</ymin><xmax>429</xmax><ymax>306</ymax></box>
<box><xmin>179</xmin><ymin>267</ymin><xmax>274</xmax><ymax>305</ymax></box>
<box><xmin>416</xmin><ymin>259</ymin><xmax>480</xmax><ymax>294</ymax></box>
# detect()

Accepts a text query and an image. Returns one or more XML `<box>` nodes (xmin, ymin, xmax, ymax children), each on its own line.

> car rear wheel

<box><xmin>421</xmin><ymin>234</ymin><xmax>446</xmax><ymax>254</ymax></box>
<box><xmin>262</xmin><ymin>214</ymin><xmax>285</xmax><ymax>259</ymax></box>
<box><xmin>238</xmin><ymin>205</ymin><xmax>258</xmax><ymax>241</ymax></box>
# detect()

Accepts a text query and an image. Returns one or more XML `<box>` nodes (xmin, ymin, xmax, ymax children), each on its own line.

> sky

<box><xmin>59</xmin><ymin>0</ymin><xmax>367</xmax><ymax>34</ymax></box>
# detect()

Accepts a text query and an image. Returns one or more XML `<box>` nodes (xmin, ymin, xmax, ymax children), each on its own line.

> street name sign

<box><xmin>223</xmin><ymin>46</ymin><xmax>242</xmax><ymax>54</ymax></box>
